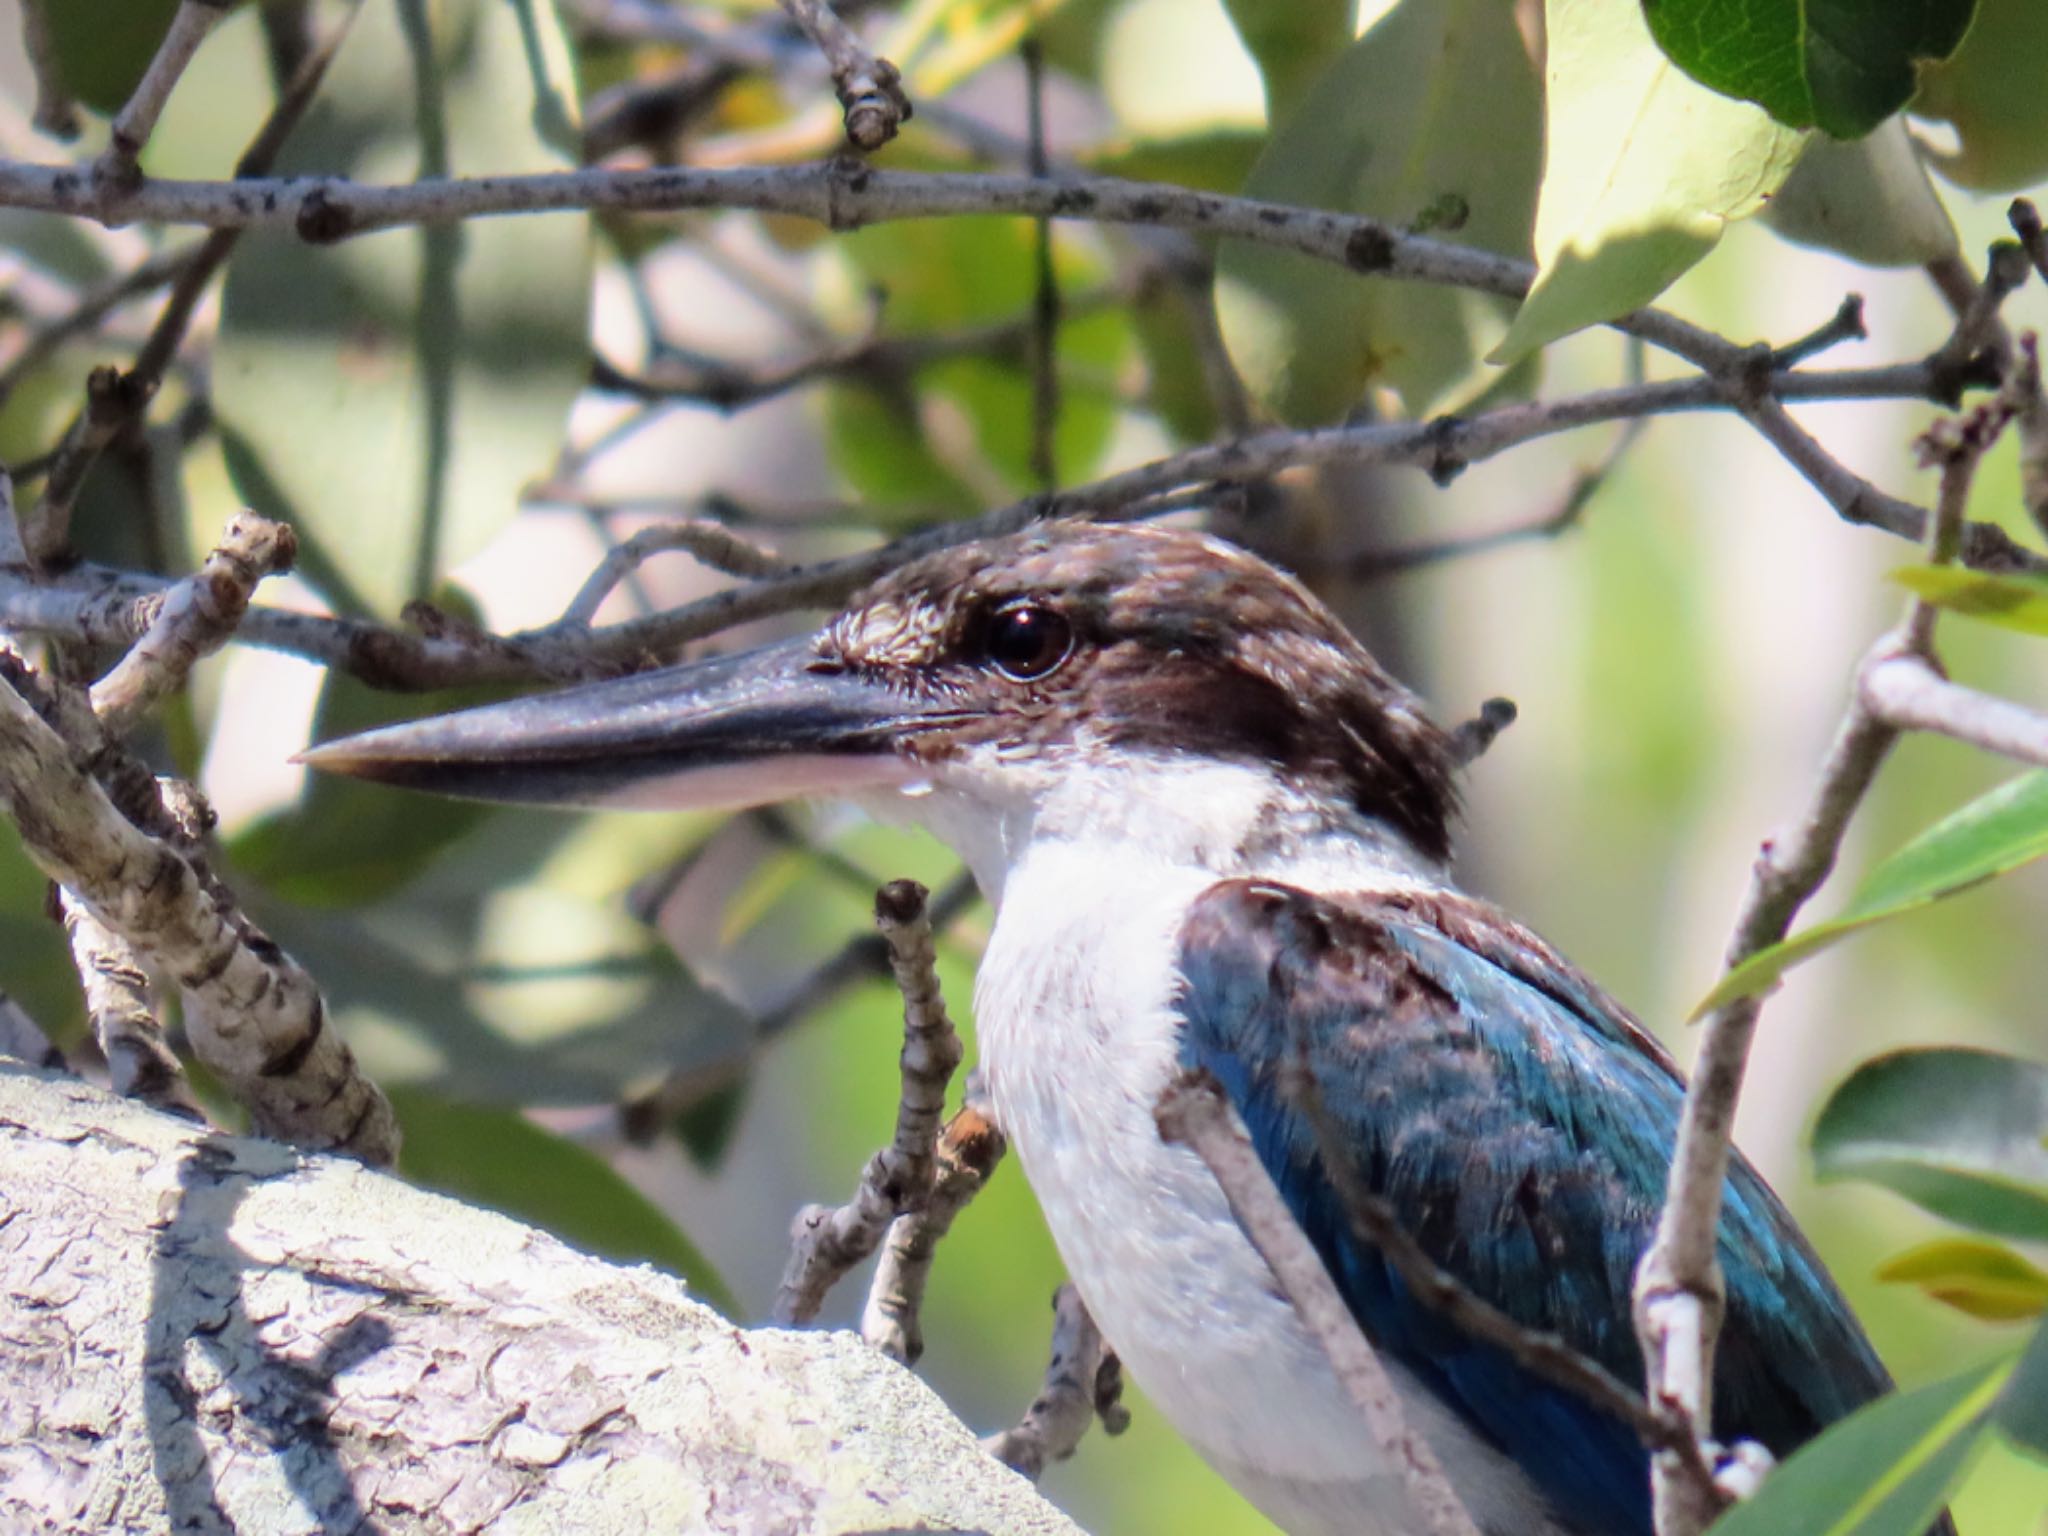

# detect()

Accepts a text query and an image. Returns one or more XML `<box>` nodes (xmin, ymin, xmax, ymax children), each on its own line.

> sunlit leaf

<box><xmin>389</xmin><ymin>1086</ymin><xmax>738</xmax><ymax>1315</ymax></box>
<box><xmin>213</xmin><ymin>0</ymin><xmax>591</xmax><ymax>616</ymax></box>
<box><xmin>1641</xmin><ymin>0</ymin><xmax>1974</xmax><ymax>139</ymax></box>
<box><xmin>1912</xmin><ymin>0</ymin><xmax>2048</xmax><ymax>192</ymax></box>
<box><xmin>1813</xmin><ymin>1048</ymin><xmax>2048</xmax><ymax>1242</ymax></box>
<box><xmin>1216</xmin><ymin>0</ymin><xmax>1542</xmax><ymax>421</ymax></box>
<box><xmin>1892</xmin><ymin>568</ymin><xmax>2048</xmax><ymax>638</ymax></box>
<box><xmin>1707</xmin><ymin>1358</ymin><xmax>2006</xmax><ymax>1536</ymax></box>
<box><xmin>1490</xmin><ymin>0</ymin><xmax>1805</xmax><ymax>366</ymax></box>
<box><xmin>1878</xmin><ymin>1239</ymin><xmax>2048</xmax><ymax>1322</ymax></box>
<box><xmin>1220</xmin><ymin>0</ymin><xmax>1355</xmax><ymax>111</ymax></box>
<box><xmin>1764</xmin><ymin>119</ymin><xmax>1958</xmax><ymax>266</ymax></box>
<box><xmin>1694</xmin><ymin>772</ymin><xmax>2048</xmax><ymax>1016</ymax></box>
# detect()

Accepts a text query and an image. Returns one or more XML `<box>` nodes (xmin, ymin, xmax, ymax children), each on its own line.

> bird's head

<box><xmin>304</xmin><ymin>523</ymin><xmax>1461</xmax><ymax>893</ymax></box>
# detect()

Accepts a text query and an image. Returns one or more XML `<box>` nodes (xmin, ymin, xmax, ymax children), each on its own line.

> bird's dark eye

<box><xmin>983</xmin><ymin>601</ymin><xmax>1074</xmax><ymax>682</ymax></box>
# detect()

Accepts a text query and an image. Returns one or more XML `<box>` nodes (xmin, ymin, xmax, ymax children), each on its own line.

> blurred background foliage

<box><xmin>1</xmin><ymin>0</ymin><xmax>2046</xmax><ymax>1530</ymax></box>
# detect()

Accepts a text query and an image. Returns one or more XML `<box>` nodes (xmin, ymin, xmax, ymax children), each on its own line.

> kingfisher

<box><xmin>307</xmin><ymin>521</ymin><xmax>1917</xmax><ymax>1536</ymax></box>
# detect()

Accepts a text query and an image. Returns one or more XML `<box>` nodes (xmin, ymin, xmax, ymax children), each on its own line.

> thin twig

<box><xmin>863</xmin><ymin>1094</ymin><xmax>1006</xmax><ymax>1364</ymax></box>
<box><xmin>89</xmin><ymin>510</ymin><xmax>296</xmax><ymax>735</ymax></box>
<box><xmin>772</xmin><ymin>878</ymin><xmax>964</xmax><ymax>1325</ymax></box>
<box><xmin>984</xmin><ymin>1283</ymin><xmax>1128</xmax><ymax>1479</ymax></box>
<box><xmin>774</xmin><ymin>0</ymin><xmax>910</xmax><ymax>151</ymax></box>
<box><xmin>1155</xmin><ymin>1070</ymin><xmax>1484</xmax><ymax>1536</ymax></box>
<box><xmin>60</xmin><ymin>893</ymin><xmax>205</xmax><ymax>1122</ymax></box>
<box><xmin>0</xmin><ymin>244</ymin><xmax>195</xmax><ymax>408</ymax></box>
<box><xmin>96</xmin><ymin>0</ymin><xmax>227</xmax><ymax>191</ymax></box>
<box><xmin>1022</xmin><ymin>29</ymin><xmax>1058</xmax><ymax>493</ymax></box>
<box><xmin>558</xmin><ymin>521</ymin><xmax>790</xmax><ymax>625</ymax></box>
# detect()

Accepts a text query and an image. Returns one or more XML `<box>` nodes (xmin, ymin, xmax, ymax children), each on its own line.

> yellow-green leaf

<box><xmin>1490</xmin><ymin>0</ymin><xmax>1806</xmax><ymax>365</ymax></box>
<box><xmin>1764</xmin><ymin>119</ymin><xmax>1958</xmax><ymax>267</ymax></box>
<box><xmin>1893</xmin><ymin>567</ymin><xmax>2048</xmax><ymax>637</ymax></box>
<box><xmin>1694</xmin><ymin>771</ymin><xmax>2048</xmax><ymax>1017</ymax></box>
<box><xmin>1913</xmin><ymin>0</ymin><xmax>2048</xmax><ymax>193</ymax></box>
<box><xmin>1879</xmin><ymin>1239</ymin><xmax>2048</xmax><ymax>1322</ymax></box>
<box><xmin>1215</xmin><ymin>0</ymin><xmax>1542</xmax><ymax>422</ymax></box>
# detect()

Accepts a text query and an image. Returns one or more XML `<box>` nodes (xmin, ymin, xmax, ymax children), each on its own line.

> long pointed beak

<box><xmin>299</xmin><ymin>637</ymin><xmax>960</xmax><ymax>812</ymax></box>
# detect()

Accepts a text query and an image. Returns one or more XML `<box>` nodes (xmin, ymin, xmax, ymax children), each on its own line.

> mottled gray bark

<box><xmin>0</xmin><ymin>1062</ymin><xmax>1084</xmax><ymax>1536</ymax></box>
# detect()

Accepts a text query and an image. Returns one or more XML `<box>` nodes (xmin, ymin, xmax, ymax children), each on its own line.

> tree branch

<box><xmin>1155</xmin><ymin>1070</ymin><xmax>1484</xmax><ymax>1536</ymax></box>
<box><xmin>773</xmin><ymin>0</ymin><xmax>910</xmax><ymax>151</ymax></box>
<box><xmin>0</xmin><ymin>1063</ymin><xmax>1084</xmax><ymax>1536</ymax></box>
<box><xmin>95</xmin><ymin>0</ymin><xmax>228</xmax><ymax>191</ymax></box>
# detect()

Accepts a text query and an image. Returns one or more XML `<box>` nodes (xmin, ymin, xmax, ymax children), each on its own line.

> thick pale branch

<box><xmin>1862</xmin><ymin>655</ymin><xmax>2048</xmax><ymax>768</ymax></box>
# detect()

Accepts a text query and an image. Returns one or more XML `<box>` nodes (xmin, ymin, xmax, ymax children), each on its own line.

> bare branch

<box><xmin>21</xmin><ymin>366</ymin><xmax>155</xmax><ymax>566</ymax></box>
<box><xmin>1155</xmin><ymin>1071</ymin><xmax>1484</xmax><ymax>1536</ymax></box>
<box><xmin>89</xmin><ymin>510</ymin><xmax>296</xmax><ymax>735</ymax></box>
<box><xmin>96</xmin><ymin>0</ymin><xmax>228</xmax><ymax>191</ymax></box>
<box><xmin>984</xmin><ymin>1284</ymin><xmax>1128</xmax><ymax>1479</ymax></box>
<box><xmin>1863</xmin><ymin>656</ymin><xmax>2048</xmax><ymax>768</ymax></box>
<box><xmin>773</xmin><ymin>0</ymin><xmax>910</xmax><ymax>151</ymax></box>
<box><xmin>59</xmin><ymin>892</ymin><xmax>205</xmax><ymax>1122</ymax></box>
<box><xmin>773</xmin><ymin>878</ymin><xmax>965</xmax><ymax>1325</ymax></box>
<box><xmin>863</xmin><ymin>1095</ymin><xmax>1007</xmax><ymax>1364</ymax></box>
<box><xmin>0</xmin><ymin>661</ymin><xmax>397</xmax><ymax>1162</ymax></box>
<box><xmin>0</xmin><ymin>244</ymin><xmax>195</xmax><ymax>409</ymax></box>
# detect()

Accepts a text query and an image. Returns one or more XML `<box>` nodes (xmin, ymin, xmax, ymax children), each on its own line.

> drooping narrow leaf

<box><xmin>1641</xmin><ymin>0</ymin><xmax>1975</xmax><ymax>139</ymax></box>
<box><xmin>1707</xmin><ymin>1358</ymin><xmax>2008</xmax><ymax>1536</ymax></box>
<box><xmin>1764</xmin><ymin>119</ymin><xmax>1958</xmax><ymax>266</ymax></box>
<box><xmin>1215</xmin><ymin>0</ymin><xmax>1543</xmax><ymax>422</ymax></box>
<box><xmin>1997</xmin><ymin>1317</ymin><xmax>2048</xmax><ymax>1457</ymax></box>
<box><xmin>1878</xmin><ymin>1238</ymin><xmax>2048</xmax><ymax>1322</ymax></box>
<box><xmin>1912</xmin><ymin>0</ymin><xmax>2048</xmax><ymax>192</ymax></box>
<box><xmin>1892</xmin><ymin>568</ymin><xmax>2048</xmax><ymax>638</ymax></box>
<box><xmin>1813</xmin><ymin>1048</ymin><xmax>2048</xmax><ymax>1242</ymax></box>
<box><xmin>1694</xmin><ymin>771</ymin><xmax>2048</xmax><ymax>1016</ymax></box>
<box><xmin>1489</xmin><ymin>0</ymin><xmax>1805</xmax><ymax>366</ymax></box>
<box><xmin>389</xmin><ymin>1086</ymin><xmax>738</xmax><ymax>1315</ymax></box>
<box><xmin>212</xmin><ymin>0</ymin><xmax>592</xmax><ymax>616</ymax></box>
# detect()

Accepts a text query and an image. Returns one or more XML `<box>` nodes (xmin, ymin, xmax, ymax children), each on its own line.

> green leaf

<box><xmin>40</xmin><ymin>0</ymin><xmax>183</xmax><ymax>115</ymax></box>
<box><xmin>1999</xmin><ymin>1317</ymin><xmax>2048</xmax><ymax>1457</ymax></box>
<box><xmin>1694</xmin><ymin>771</ymin><xmax>2048</xmax><ymax>1016</ymax></box>
<box><xmin>1215</xmin><ymin>0</ymin><xmax>1542</xmax><ymax>421</ymax></box>
<box><xmin>1641</xmin><ymin>0</ymin><xmax>1974</xmax><ymax>139</ymax></box>
<box><xmin>1708</xmin><ymin>1358</ymin><xmax>2007</xmax><ymax>1536</ymax></box>
<box><xmin>213</xmin><ymin>0</ymin><xmax>592</xmax><ymax>616</ymax></box>
<box><xmin>1489</xmin><ymin>0</ymin><xmax>1805</xmax><ymax>366</ymax></box>
<box><xmin>1764</xmin><ymin>119</ymin><xmax>1958</xmax><ymax>266</ymax></box>
<box><xmin>1912</xmin><ymin>0</ymin><xmax>2048</xmax><ymax>192</ymax></box>
<box><xmin>1813</xmin><ymin>1048</ymin><xmax>2048</xmax><ymax>1242</ymax></box>
<box><xmin>1221</xmin><ymin>0</ymin><xmax>1356</xmax><ymax>112</ymax></box>
<box><xmin>1892</xmin><ymin>567</ymin><xmax>2048</xmax><ymax>637</ymax></box>
<box><xmin>389</xmin><ymin>1086</ymin><xmax>737</xmax><ymax>1315</ymax></box>
<box><xmin>1878</xmin><ymin>1239</ymin><xmax>2048</xmax><ymax>1322</ymax></box>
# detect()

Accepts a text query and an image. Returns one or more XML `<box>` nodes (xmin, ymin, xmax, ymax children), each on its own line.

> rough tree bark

<box><xmin>0</xmin><ymin>1061</ymin><xmax>1082</xmax><ymax>1536</ymax></box>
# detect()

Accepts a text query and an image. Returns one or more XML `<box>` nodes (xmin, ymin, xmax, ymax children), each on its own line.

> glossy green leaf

<box><xmin>1892</xmin><ymin>567</ymin><xmax>2048</xmax><ymax>637</ymax></box>
<box><xmin>1999</xmin><ymin>1317</ymin><xmax>2048</xmax><ymax>1457</ymax></box>
<box><xmin>1878</xmin><ymin>1239</ymin><xmax>2048</xmax><ymax>1322</ymax></box>
<box><xmin>1708</xmin><ymin>1358</ymin><xmax>2007</xmax><ymax>1536</ymax></box>
<box><xmin>1913</xmin><ymin>0</ymin><xmax>2048</xmax><ymax>192</ymax></box>
<box><xmin>39</xmin><ymin>0</ymin><xmax>182</xmax><ymax>115</ymax></box>
<box><xmin>389</xmin><ymin>1086</ymin><xmax>737</xmax><ymax>1315</ymax></box>
<box><xmin>1695</xmin><ymin>772</ymin><xmax>2048</xmax><ymax>1016</ymax></box>
<box><xmin>1764</xmin><ymin>119</ymin><xmax>1958</xmax><ymax>266</ymax></box>
<box><xmin>213</xmin><ymin>0</ymin><xmax>591</xmax><ymax>616</ymax></box>
<box><xmin>1221</xmin><ymin>0</ymin><xmax>1356</xmax><ymax>112</ymax></box>
<box><xmin>1641</xmin><ymin>0</ymin><xmax>1974</xmax><ymax>139</ymax></box>
<box><xmin>1490</xmin><ymin>0</ymin><xmax>1805</xmax><ymax>366</ymax></box>
<box><xmin>1813</xmin><ymin>1048</ymin><xmax>2048</xmax><ymax>1242</ymax></box>
<box><xmin>1216</xmin><ymin>0</ymin><xmax>1542</xmax><ymax>421</ymax></box>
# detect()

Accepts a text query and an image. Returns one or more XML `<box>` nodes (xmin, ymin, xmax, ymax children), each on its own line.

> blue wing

<box><xmin>1173</xmin><ymin>878</ymin><xmax>1897</xmax><ymax>1536</ymax></box>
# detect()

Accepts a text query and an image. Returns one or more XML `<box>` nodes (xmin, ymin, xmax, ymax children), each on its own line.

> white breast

<box><xmin>971</xmin><ymin>836</ymin><xmax>1572</xmax><ymax>1536</ymax></box>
